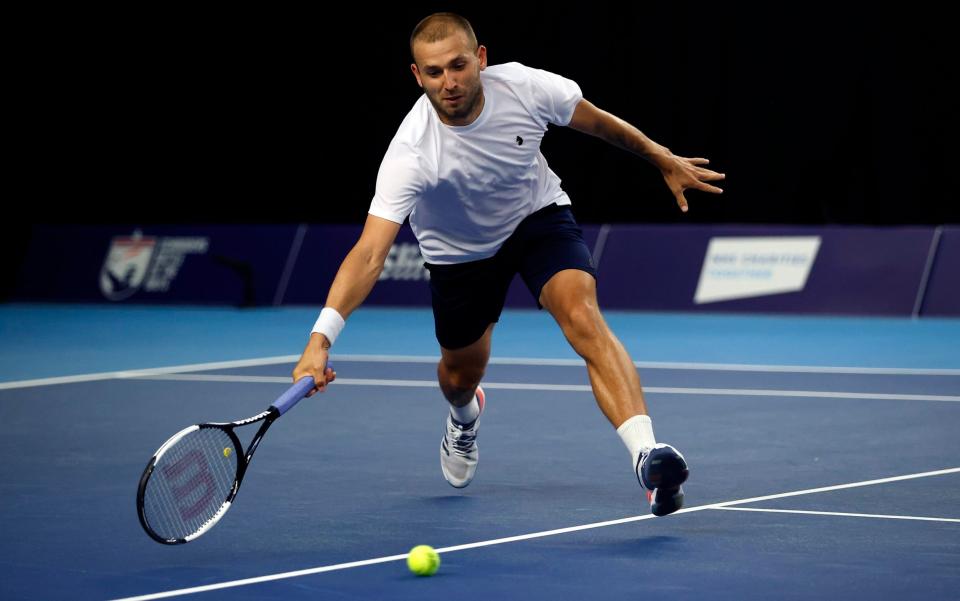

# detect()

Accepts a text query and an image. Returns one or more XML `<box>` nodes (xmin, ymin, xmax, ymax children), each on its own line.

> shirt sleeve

<box><xmin>527</xmin><ymin>66</ymin><xmax>583</xmax><ymax>127</ymax></box>
<box><xmin>368</xmin><ymin>144</ymin><xmax>424</xmax><ymax>224</ymax></box>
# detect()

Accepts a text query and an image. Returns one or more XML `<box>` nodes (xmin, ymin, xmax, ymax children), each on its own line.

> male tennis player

<box><xmin>294</xmin><ymin>12</ymin><xmax>724</xmax><ymax>516</ymax></box>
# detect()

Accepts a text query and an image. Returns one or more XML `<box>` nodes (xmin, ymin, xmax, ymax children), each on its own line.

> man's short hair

<box><xmin>410</xmin><ymin>13</ymin><xmax>478</xmax><ymax>60</ymax></box>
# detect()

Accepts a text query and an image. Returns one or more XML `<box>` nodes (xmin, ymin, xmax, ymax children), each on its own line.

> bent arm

<box><xmin>566</xmin><ymin>98</ymin><xmax>725</xmax><ymax>212</ymax></box>
<box><xmin>567</xmin><ymin>99</ymin><xmax>673</xmax><ymax>168</ymax></box>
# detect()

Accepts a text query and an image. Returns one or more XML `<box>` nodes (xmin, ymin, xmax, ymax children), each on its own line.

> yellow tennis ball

<box><xmin>407</xmin><ymin>545</ymin><xmax>440</xmax><ymax>576</ymax></box>
<box><xmin>223</xmin><ymin>447</ymin><xmax>232</xmax><ymax>458</ymax></box>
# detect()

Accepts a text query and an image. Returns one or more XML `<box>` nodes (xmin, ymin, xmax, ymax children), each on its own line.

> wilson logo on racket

<box><xmin>162</xmin><ymin>449</ymin><xmax>217</xmax><ymax>521</ymax></box>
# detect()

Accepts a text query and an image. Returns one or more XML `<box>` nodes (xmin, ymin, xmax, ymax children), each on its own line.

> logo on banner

<box><xmin>100</xmin><ymin>230</ymin><xmax>209</xmax><ymax>301</ymax></box>
<box><xmin>694</xmin><ymin>236</ymin><xmax>821</xmax><ymax>304</ymax></box>
<box><xmin>379</xmin><ymin>243</ymin><xmax>429</xmax><ymax>281</ymax></box>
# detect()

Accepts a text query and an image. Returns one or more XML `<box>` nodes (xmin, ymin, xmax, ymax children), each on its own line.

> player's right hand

<box><xmin>293</xmin><ymin>333</ymin><xmax>337</xmax><ymax>397</ymax></box>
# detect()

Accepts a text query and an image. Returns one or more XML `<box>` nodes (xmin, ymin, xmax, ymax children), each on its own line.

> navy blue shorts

<box><xmin>424</xmin><ymin>203</ymin><xmax>596</xmax><ymax>350</ymax></box>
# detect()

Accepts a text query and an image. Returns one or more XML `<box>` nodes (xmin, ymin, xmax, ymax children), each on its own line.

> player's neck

<box><xmin>441</xmin><ymin>90</ymin><xmax>486</xmax><ymax>127</ymax></box>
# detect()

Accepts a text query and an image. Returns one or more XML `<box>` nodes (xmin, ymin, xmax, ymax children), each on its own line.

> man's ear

<box><xmin>411</xmin><ymin>63</ymin><xmax>423</xmax><ymax>88</ymax></box>
<box><xmin>477</xmin><ymin>45</ymin><xmax>487</xmax><ymax>70</ymax></box>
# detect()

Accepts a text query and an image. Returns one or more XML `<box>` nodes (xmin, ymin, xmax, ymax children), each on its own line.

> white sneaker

<box><xmin>440</xmin><ymin>386</ymin><xmax>486</xmax><ymax>488</ymax></box>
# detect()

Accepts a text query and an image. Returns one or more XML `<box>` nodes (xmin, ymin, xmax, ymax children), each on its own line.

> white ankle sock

<box><xmin>450</xmin><ymin>394</ymin><xmax>480</xmax><ymax>424</ymax></box>
<box><xmin>617</xmin><ymin>414</ymin><xmax>656</xmax><ymax>470</ymax></box>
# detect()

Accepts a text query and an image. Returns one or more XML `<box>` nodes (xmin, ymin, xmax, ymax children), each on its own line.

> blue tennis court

<box><xmin>1</xmin><ymin>304</ymin><xmax>958</xmax><ymax>600</ymax></box>
<box><xmin>6</xmin><ymin>7</ymin><xmax>957</xmax><ymax>599</ymax></box>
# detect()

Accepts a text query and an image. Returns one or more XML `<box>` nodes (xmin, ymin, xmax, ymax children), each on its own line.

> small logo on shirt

<box><xmin>516</xmin><ymin>136</ymin><xmax>523</xmax><ymax>145</ymax></box>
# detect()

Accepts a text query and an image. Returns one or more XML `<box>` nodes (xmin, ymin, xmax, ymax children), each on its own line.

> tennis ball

<box><xmin>407</xmin><ymin>545</ymin><xmax>440</xmax><ymax>576</ymax></box>
<box><xmin>223</xmin><ymin>447</ymin><xmax>232</xmax><ymax>458</ymax></box>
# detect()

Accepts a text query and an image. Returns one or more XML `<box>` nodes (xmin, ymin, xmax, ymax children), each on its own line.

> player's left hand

<box><xmin>658</xmin><ymin>155</ymin><xmax>725</xmax><ymax>213</ymax></box>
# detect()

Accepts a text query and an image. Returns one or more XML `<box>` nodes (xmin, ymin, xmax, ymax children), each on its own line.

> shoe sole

<box><xmin>644</xmin><ymin>448</ymin><xmax>689</xmax><ymax>517</ymax></box>
<box><xmin>649</xmin><ymin>486</ymin><xmax>685</xmax><ymax>517</ymax></box>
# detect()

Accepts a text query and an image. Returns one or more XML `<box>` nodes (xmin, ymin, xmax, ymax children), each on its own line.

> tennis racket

<box><xmin>136</xmin><ymin>374</ymin><xmax>325</xmax><ymax>544</ymax></box>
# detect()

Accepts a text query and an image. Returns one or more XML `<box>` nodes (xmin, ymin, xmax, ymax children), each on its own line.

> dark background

<box><xmin>5</xmin><ymin>4</ymin><xmax>958</xmax><ymax>296</ymax></box>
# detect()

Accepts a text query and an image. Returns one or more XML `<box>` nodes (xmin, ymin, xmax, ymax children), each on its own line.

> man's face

<box><xmin>411</xmin><ymin>31</ymin><xmax>487</xmax><ymax>126</ymax></box>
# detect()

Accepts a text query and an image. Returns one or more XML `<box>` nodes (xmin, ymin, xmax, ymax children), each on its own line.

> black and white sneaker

<box><xmin>440</xmin><ymin>386</ymin><xmax>485</xmax><ymax>488</ymax></box>
<box><xmin>637</xmin><ymin>443</ymin><xmax>689</xmax><ymax>516</ymax></box>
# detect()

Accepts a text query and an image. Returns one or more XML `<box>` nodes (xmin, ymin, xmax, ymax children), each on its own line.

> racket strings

<box><xmin>142</xmin><ymin>428</ymin><xmax>238</xmax><ymax>540</ymax></box>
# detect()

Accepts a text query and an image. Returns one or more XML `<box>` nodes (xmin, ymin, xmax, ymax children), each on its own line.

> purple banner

<box><xmin>596</xmin><ymin>225</ymin><xmax>936</xmax><ymax>316</ymax></box>
<box><xmin>280</xmin><ymin>223</ymin><xmax>432</xmax><ymax>307</ymax></box>
<box><xmin>15</xmin><ymin>225</ymin><xmax>297</xmax><ymax>306</ymax></box>
<box><xmin>16</xmin><ymin>223</ymin><xmax>947</xmax><ymax>317</ymax></box>
<box><xmin>283</xmin><ymin>224</ymin><xmax>601</xmax><ymax>309</ymax></box>
<box><xmin>919</xmin><ymin>226</ymin><xmax>960</xmax><ymax>316</ymax></box>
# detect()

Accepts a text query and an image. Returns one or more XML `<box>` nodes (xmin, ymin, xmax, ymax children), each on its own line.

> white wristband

<box><xmin>311</xmin><ymin>307</ymin><xmax>345</xmax><ymax>346</ymax></box>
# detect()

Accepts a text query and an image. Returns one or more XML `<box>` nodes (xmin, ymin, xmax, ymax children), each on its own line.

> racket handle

<box><xmin>272</xmin><ymin>377</ymin><xmax>315</xmax><ymax>415</ymax></box>
<box><xmin>274</xmin><ymin>362</ymin><xmax>335</xmax><ymax>415</ymax></box>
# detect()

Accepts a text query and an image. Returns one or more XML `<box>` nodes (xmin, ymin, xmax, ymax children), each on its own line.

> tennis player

<box><xmin>294</xmin><ymin>12</ymin><xmax>724</xmax><ymax>516</ymax></box>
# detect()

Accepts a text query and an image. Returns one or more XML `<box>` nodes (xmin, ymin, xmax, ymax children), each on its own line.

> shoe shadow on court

<box><xmin>592</xmin><ymin>535</ymin><xmax>683</xmax><ymax>557</ymax></box>
<box><xmin>420</xmin><ymin>495</ymin><xmax>480</xmax><ymax>507</ymax></box>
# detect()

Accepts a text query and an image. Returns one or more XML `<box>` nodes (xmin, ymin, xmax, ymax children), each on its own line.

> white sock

<box><xmin>450</xmin><ymin>394</ymin><xmax>480</xmax><ymax>424</ymax></box>
<box><xmin>617</xmin><ymin>414</ymin><xmax>656</xmax><ymax>471</ymax></box>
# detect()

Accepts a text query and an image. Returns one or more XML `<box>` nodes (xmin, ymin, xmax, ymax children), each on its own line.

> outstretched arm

<box><xmin>292</xmin><ymin>213</ymin><xmax>402</xmax><ymax>395</ymax></box>
<box><xmin>321</xmin><ymin>214</ymin><xmax>402</xmax><ymax>322</ymax></box>
<box><xmin>567</xmin><ymin>99</ymin><xmax>725</xmax><ymax>212</ymax></box>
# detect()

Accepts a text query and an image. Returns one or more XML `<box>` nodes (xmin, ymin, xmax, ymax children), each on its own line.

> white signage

<box><xmin>379</xmin><ymin>243</ymin><xmax>429</xmax><ymax>281</ymax></box>
<box><xmin>694</xmin><ymin>236</ymin><xmax>821</xmax><ymax>304</ymax></box>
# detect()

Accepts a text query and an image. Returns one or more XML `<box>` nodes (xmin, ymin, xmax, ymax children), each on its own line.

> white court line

<box><xmin>713</xmin><ymin>507</ymin><xmax>960</xmax><ymax>523</ymax></box>
<box><xmin>133</xmin><ymin>374</ymin><xmax>960</xmax><ymax>403</ymax></box>
<box><xmin>110</xmin><ymin>466</ymin><xmax>960</xmax><ymax>601</ymax></box>
<box><xmin>337</xmin><ymin>355</ymin><xmax>960</xmax><ymax>376</ymax></box>
<box><xmin>2</xmin><ymin>354</ymin><xmax>958</xmax><ymax>391</ymax></box>
<box><xmin>0</xmin><ymin>355</ymin><xmax>302</xmax><ymax>391</ymax></box>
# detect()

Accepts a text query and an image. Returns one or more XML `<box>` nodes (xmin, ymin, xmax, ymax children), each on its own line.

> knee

<box><xmin>559</xmin><ymin>301</ymin><xmax>604</xmax><ymax>345</ymax></box>
<box><xmin>439</xmin><ymin>358</ymin><xmax>485</xmax><ymax>390</ymax></box>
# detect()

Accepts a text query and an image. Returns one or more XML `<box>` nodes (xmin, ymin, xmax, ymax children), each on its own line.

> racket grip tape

<box><xmin>272</xmin><ymin>363</ymin><xmax>334</xmax><ymax>415</ymax></box>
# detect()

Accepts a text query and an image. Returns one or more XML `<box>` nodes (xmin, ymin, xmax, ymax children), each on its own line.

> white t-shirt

<box><xmin>368</xmin><ymin>62</ymin><xmax>583</xmax><ymax>264</ymax></box>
